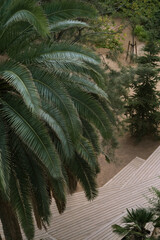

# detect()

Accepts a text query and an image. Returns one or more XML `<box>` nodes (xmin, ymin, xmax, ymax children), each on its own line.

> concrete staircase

<box><xmin>29</xmin><ymin>146</ymin><xmax>160</xmax><ymax>239</ymax></box>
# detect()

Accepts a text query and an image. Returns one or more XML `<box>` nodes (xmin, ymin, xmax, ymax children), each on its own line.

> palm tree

<box><xmin>0</xmin><ymin>0</ymin><xmax>115</xmax><ymax>239</ymax></box>
<box><xmin>112</xmin><ymin>208</ymin><xmax>154</xmax><ymax>240</ymax></box>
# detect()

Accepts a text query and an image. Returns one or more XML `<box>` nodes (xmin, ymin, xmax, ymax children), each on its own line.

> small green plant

<box><xmin>112</xmin><ymin>208</ymin><xmax>154</xmax><ymax>240</ymax></box>
<box><xmin>112</xmin><ymin>187</ymin><xmax>160</xmax><ymax>240</ymax></box>
<box><xmin>134</xmin><ymin>25</ymin><xmax>148</xmax><ymax>42</ymax></box>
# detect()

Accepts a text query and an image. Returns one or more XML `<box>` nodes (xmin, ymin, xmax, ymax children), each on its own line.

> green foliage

<box><xmin>104</xmin><ymin>0</ymin><xmax>160</xmax><ymax>41</ymax></box>
<box><xmin>0</xmin><ymin>0</ymin><xmax>116</xmax><ymax>239</ymax></box>
<box><xmin>106</xmin><ymin>67</ymin><xmax>132</xmax><ymax>116</ymax></box>
<box><xmin>113</xmin><ymin>187</ymin><xmax>160</xmax><ymax>240</ymax></box>
<box><xmin>112</xmin><ymin>208</ymin><xmax>154</xmax><ymax>240</ymax></box>
<box><xmin>126</xmin><ymin>40</ymin><xmax>160</xmax><ymax>139</ymax></box>
<box><xmin>97</xmin><ymin>64</ymin><xmax>133</xmax><ymax>134</ymax></box>
<box><xmin>134</xmin><ymin>25</ymin><xmax>148</xmax><ymax>42</ymax></box>
<box><xmin>82</xmin><ymin>16</ymin><xmax>123</xmax><ymax>53</ymax></box>
<box><xmin>144</xmin><ymin>8</ymin><xmax>160</xmax><ymax>40</ymax></box>
<box><xmin>148</xmin><ymin>187</ymin><xmax>160</xmax><ymax>224</ymax></box>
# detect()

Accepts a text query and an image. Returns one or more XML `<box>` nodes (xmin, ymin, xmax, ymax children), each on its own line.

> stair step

<box><xmin>86</xmin><ymin>203</ymin><xmax>154</xmax><ymax>240</ymax></box>
<box><xmin>103</xmin><ymin>157</ymin><xmax>145</xmax><ymax>188</ymax></box>
<box><xmin>25</xmin><ymin>146</ymin><xmax>160</xmax><ymax>240</ymax></box>
<box><xmin>41</xmin><ymin>175</ymin><xmax>160</xmax><ymax>240</ymax></box>
<box><xmin>56</xmin><ymin>157</ymin><xmax>145</xmax><ymax>213</ymax></box>
<box><xmin>85</xmin><ymin>203</ymin><xmax>151</xmax><ymax>240</ymax></box>
<box><xmin>84</xmin><ymin>213</ymin><xmax>125</xmax><ymax>240</ymax></box>
<box><xmin>123</xmin><ymin>146</ymin><xmax>160</xmax><ymax>187</ymax></box>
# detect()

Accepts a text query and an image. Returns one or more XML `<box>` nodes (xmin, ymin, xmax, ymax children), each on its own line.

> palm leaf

<box><xmin>0</xmin><ymin>22</ymin><xmax>35</xmax><ymax>53</ymax></box>
<box><xmin>83</xmin><ymin>62</ymin><xmax>106</xmax><ymax>87</ymax></box>
<box><xmin>0</xmin><ymin>116</ymin><xmax>10</xmax><ymax>198</ymax></box>
<box><xmin>67</xmin><ymin>88</ymin><xmax>113</xmax><ymax>140</ymax></box>
<box><xmin>65</xmin><ymin>155</ymin><xmax>98</xmax><ymax>200</ymax></box>
<box><xmin>57</xmin><ymin>62</ymin><xmax>105</xmax><ymax>87</ymax></box>
<box><xmin>27</xmin><ymin>161</ymin><xmax>51</xmax><ymax>226</ymax></box>
<box><xmin>31</xmin><ymin>44</ymin><xmax>100</xmax><ymax>73</ymax></box>
<box><xmin>63</xmin><ymin>74</ymin><xmax>108</xmax><ymax>100</ymax></box>
<box><xmin>17</xmin><ymin>42</ymin><xmax>100</xmax><ymax>66</ymax></box>
<box><xmin>50</xmin><ymin>20</ymin><xmax>89</xmax><ymax>32</ymax></box>
<box><xmin>39</xmin><ymin>105</ymin><xmax>74</xmax><ymax>158</ymax></box>
<box><xmin>10</xmin><ymin>168</ymin><xmax>34</xmax><ymax>239</ymax></box>
<box><xmin>9</xmin><ymin>137</ymin><xmax>51</xmax><ymax>226</ymax></box>
<box><xmin>1</xmin><ymin>95</ymin><xmax>62</xmax><ymax>179</ymax></box>
<box><xmin>63</xmin><ymin>166</ymin><xmax>77</xmax><ymax>194</ymax></box>
<box><xmin>44</xmin><ymin>0</ymin><xmax>97</xmax><ymax>22</ymax></box>
<box><xmin>0</xmin><ymin>60</ymin><xmax>40</xmax><ymax>112</ymax></box>
<box><xmin>98</xmin><ymin>98</ymin><xmax>116</xmax><ymax>125</ymax></box>
<box><xmin>75</xmin><ymin>136</ymin><xmax>98</xmax><ymax>171</ymax></box>
<box><xmin>32</xmin><ymin>67</ymin><xmax>82</xmax><ymax>142</ymax></box>
<box><xmin>82</xmin><ymin>119</ymin><xmax>101</xmax><ymax>155</ymax></box>
<box><xmin>0</xmin><ymin>0</ymin><xmax>12</xmax><ymax>18</ymax></box>
<box><xmin>50</xmin><ymin>177</ymin><xmax>66</xmax><ymax>214</ymax></box>
<box><xmin>0</xmin><ymin>0</ymin><xmax>5</xmax><ymax>7</ymax></box>
<box><xmin>3</xmin><ymin>0</ymin><xmax>49</xmax><ymax>37</ymax></box>
<box><xmin>14</xmin><ymin>144</ymin><xmax>51</xmax><ymax>226</ymax></box>
<box><xmin>112</xmin><ymin>224</ymin><xmax>130</xmax><ymax>236</ymax></box>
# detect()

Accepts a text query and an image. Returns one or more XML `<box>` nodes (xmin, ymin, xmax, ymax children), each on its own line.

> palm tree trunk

<box><xmin>0</xmin><ymin>198</ymin><xmax>23</xmax><ymax>240</ymax></box>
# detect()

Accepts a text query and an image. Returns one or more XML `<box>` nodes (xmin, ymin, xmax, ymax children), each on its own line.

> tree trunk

<box><xmin>0</xmin><ymin>198</ymin><xmax>23</xmax><ymax>240</ymax></box>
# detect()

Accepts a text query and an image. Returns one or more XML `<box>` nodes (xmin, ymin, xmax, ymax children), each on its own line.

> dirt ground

<box><xmin>97</xmin><ymin>135</ymin><xmax>160</xmax><ymax>187</ymax></box>
<box><xmin>78</xmin><ymin>19</ymin><xmax>160</xmax><ymax>191</ymax></box>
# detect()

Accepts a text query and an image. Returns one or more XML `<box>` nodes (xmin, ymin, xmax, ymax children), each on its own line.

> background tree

<box><xmin>125</xmin><ymin>40</ymin><xmax>160</xmax><ymax>139</ymax></box>
<box><xmin>59</xmin><ymin>0</ymin><xmax>124</xmax><ymax>57</ymax></box>
<box><xmin>91</xmin><ymin>0</ymin><xmax>160</xmax><ymax>60</ymax></box>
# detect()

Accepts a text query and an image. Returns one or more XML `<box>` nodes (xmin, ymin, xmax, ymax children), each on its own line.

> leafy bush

<box><xmin>134</xmin><ymin>25</ymin><xmax>148</xmax><ymax>42</ymax></box>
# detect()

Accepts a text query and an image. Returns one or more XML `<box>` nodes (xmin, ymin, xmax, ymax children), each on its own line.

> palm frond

<box><xmin>27</xmin><ymin>162</ymin><xmax>51</xmax><ymax>226</ymax></box>
<box><xmin>50</xmin><ymin>177</ymin><xmax>66</xmax><ymax>214</ymax></box>
<box><xmin>43</xmin><ymin>0</ymin><xmax>97</xmax><ymax>22</ymax></box>
<box><xmin>1</xmin><ymin>95</ymin><xmax>62</xmax><ymax>179</ymax></box>
<box><xmin>17</xmin><ymin>145</ymin><xmax>51</xmax><ymax>226</ymax></box>
<box><xmin>0</xmin><ymin>22</ymin><xmax>34</xmax><ymax>53</ymax></box>
<box><xmin>32</xmin><ymin>67</ymin><xmax>82</xmax><ymax>142</ymax></box>
<box><xmin>124</xmin><ymin>208</ymin><xmax>154</xmax><ymax>226</ymax></box>
<box><xmin>67</xmin><ymin>88</ymin><xmax>113</xmax><ymax>140</ymax></box>
<box><xmin>32</xmin><ymin>44</ymin><xmax>100</xmax><ymax>73</ymax></box>
<box><xmin>10</xmin><ymin>168</ymin><xmax>34</xmax><ymax>239</ymax></box>
<box><xmin>65</xmin><ymin>155</ymin><xmax>98</xmax><ymax>200</ymax></box>
<box><xmin>50</xmin><ymin>20</ymin><xmax>89</xmax><ymax>32</ymax></box>
<box><xmin>83</xmin><ymin>62</ymin><xmax>106</xmax><ymax>87</ymax></box>
<box><xmin>0</xmin><ymin>116</ymin><xmax>10</xmax><ymax>198</ymax></box>
<box><xmin>0</xmin><ymin>0</ymin><xmax>5</xmax><ymax>7</ymax></box>
<box><xmin>62</xmin><ymin>74</ymin><xmax>108</xmax><ymax>100</ymax></box>
<box><xmin>63</xmin><ymin>166</ymin><xmax>77</xmax><ymax>194</ymax></box>
<box><xmin>82</xmin><ymin>119</ymin><xmax>101</xmax><ymax>155</ymax></box>
<box><xmin>98</xmin><ymin>98</ymin><xmax>116</xmax><ymax>125</ymax></box>
<box><xmin>56</xmin><ymin>62</ymin><xmax>105</xmax><ymax>87</ymax></box>
<box><xmin>0</xmin><ymin>0</ymin><xmax>12</xmax><ymax>18</ymax></box>
<box><xmin>112</xmin><ymin>224</ymin><xmax>130</xmax><ymax>236</ymax></box>
<box><xmin>0</xmin><ymin>60</ymin><xmax>40</xmax><ymax>112</ymax></box>
<box><xmin>9</xmin><ymin>137</ymin><xmax>51</xmax><ymax>226</ymax></box>
<box><xmin>16</xmin><ymin>42</ymin><xmax>99</xmax><ymax>64</ymax></box>
<box><xmin>15</xmin><ymin>43</ymin><xmax>104</xmax><ymax>86</ymax></box>
<box><xmin>75</xmin><ymin>136</ymin><xmax>98</xmax><ymax>171</ymax></box>
<box><xmin>39</xmin><ymin>106</ymin><xmax>74</xmax><ymax>158</ymax></box>
<box><xmin>3</xmin><ymin>0</ymin><xmax>49</xmax><ymax>37</ymax></box>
